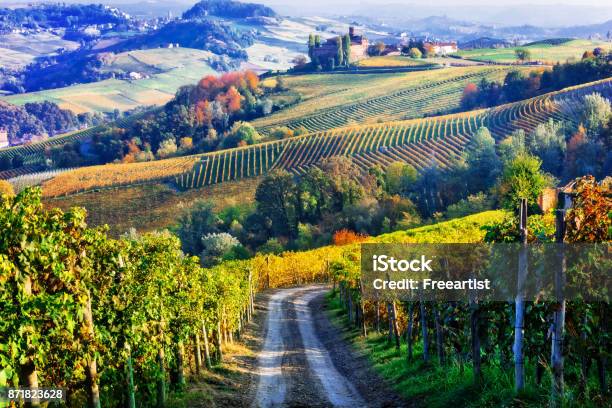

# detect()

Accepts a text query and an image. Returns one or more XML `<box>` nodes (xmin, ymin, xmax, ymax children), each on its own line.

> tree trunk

<box><xmin>434</xmin><ymin>306</ymin><xmax>444</xmax><ymax>364</ymax></box>
<box><xmin>83</xmin><ymin>292</ymin><xmax>101</xmax><ymax>408</ymax></box>
<box><xmin>202</xmin><ymin>320</ymin><xmax>212</xmax><ymax>369</ymax></box>
<box><xmin>407</xmin><ymin>303</ymin><xmax>414</xmax><ymax>362</ymax></box>
<box><xmin>392</xmin><ymin>302</ymin><xmax>401</xmax><ymax>350</ymax></box>
<box><xmin>597</xmin><ymin>356</ymin><xmax>607</xmax><ymax>394</ymax></box>
<box><xmin>420</xmin><ymin>301</ymin><xmax>429</xmax><ymax>362</ymax></box>
<box><xmin>513</xmin><ymin>198</ymin><xmax>528</xmax><ymax>392</ymax></box>
<box><xmin>177</xmin><ymin>341</ymin><xmax>186</xmax><ymax>388</ymax></box>
<box><xmin>347</xmin><ymin>291</ymin><xmax>353</xmax><ymax>323</ymax></box>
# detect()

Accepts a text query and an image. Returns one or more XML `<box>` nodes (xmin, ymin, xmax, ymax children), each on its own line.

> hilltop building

<box><xmin>0</xmin><ymin>128</ymin><xmax>9</xmax><ymax>149</ymax></box>
<box><xmin>313</xmin><ymin>27</ymin><xmax>369</xmax><ymax>63</ymax></box>
<box><xmin>426</xmin><ymin>41</ymin><xmax>458</xmax><ymax>55</ymax></box>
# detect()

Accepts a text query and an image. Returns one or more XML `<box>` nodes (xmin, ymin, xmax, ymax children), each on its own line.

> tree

<box><xmin>580</xmin><ymin>92</ymin><xmax>611</xmax><ymax>134</ymax></box>
<box><xmin>308</xmin><ymin>33</ymin><xmax>315</xmax><ymax>61</ymax></box>
<box><xmin>515</xmin><ymin>48</ymin><xmax>531</xmax><ymax>62</ymax></box>
<box><xmin>255</xmin><ymin>170</ymin><xmax>298</xmax><ymax>239</ymax></box>
<box><xmin>527</xmin><ymin>120</ymin><xmax>566</xmax><ymax>176</ymax></box>
<box><xmin>465</xmin><ymin>127</ymin><xmax>501</xmax><ymax>193</ymax></box>
<box><xmin>176</xmin><ymin>200</ymin><xmax>220</xmax><ymax>256</ymax></box>
<box><xmin>292</xmin><ymin>55</ymin><xmax>308</xmax><ymax>69</ymax></box>
<box><xmin>409</xmin><ymin>47</ymin><xmax>422</xmax><ymax>58</ymax></box>
<box><xmin>498</xmin><ymin>153</ymin><xmax>547</xmax><ymax>211</ymax></box>
<box><xmin>221</xmin><ymin>121</ymin><xmax>260</xmax><ymax>148</ymax></box>
<box><xmin>274</xmin><ymin>76</ymin><xmax>286</xmax><ymax>92</ymax></box>
<box><xmin>342</xmin><ymin>33</ymin><xmax>351</xmax><ymax>66</ymax></box>
<box><xmin>384</xmin><ymin>162</ymin><xmax>417</xmax><ymax>195</ymax></box>
<box><xmin>200</xmin><ymin>232</ymin><xmax>242</xmax><ymax>266</ymax></box>
<box><xmin>461</xmin><ymin>83</ymin><xmax>480</xmax><ymax>110</ymax></box>
<box><xmin>372</xmin><ymin>41</ymin><xmax>386</xmax><ymax>56</ymax></box>
<box><xmin>335</xmin><ymin>36</ymin><xmax>344</xmax><ymax>67</ymax></box>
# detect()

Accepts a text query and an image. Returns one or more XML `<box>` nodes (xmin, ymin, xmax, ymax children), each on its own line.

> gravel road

<box><xmin>252</xmin><ymin>285</ymin><xmax>407</xmax><ymax>408</ymax></box>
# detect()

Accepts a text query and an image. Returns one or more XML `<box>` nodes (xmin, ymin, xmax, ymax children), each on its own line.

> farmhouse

<box><xmin>426</xmin><ymin>41</ymin><xmax>458</xmax><ymax>55</ymax></box>
<box><xmin>313</xmin><ymin>27</ymin><xmax>369</xmax><ymax>62</ymax></box>
<box><xmin>0</xmin><ymin>128</ymin><xmax>8</xmax><ymax>149</ymax></box>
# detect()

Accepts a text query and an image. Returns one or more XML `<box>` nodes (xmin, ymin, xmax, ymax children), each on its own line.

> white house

<box><xmin>427</xmin><ymin>41</ymin><xmax>458</xmax><ymax>55</ymax></box>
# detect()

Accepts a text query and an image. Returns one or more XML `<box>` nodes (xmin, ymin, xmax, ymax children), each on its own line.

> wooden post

<box><xmin>551</xmin><ymin>207</ymin><xmax>566</xmax><ymax>405</ymax></box>
<box><xmin>126</xmin><ymin>344</ymin><xmax>136</xmax><ymax>408</ymax></box>
<box><xmin>19</xmin><ymin>276</ymin><xmax>40</xmax><ymax>408</ymax></box>
<box><xmin>157</xmin><ymin>347</ymin><xmax>166</xmax><ymax>408</ymax></box>
<box><xmin>514</xmin><ymin>198</ymin><xmax>528</xmax><ymax>392</ymax></box>
<box><xmin>434</xmin><ymin>306</ymin><xmax>444</xmax><ymax>363</ymax></box>
<box><xmin>201</xmin><ymin>320</ymin><xmax>212</xmax><ymax>369</ymax></box>
<box><xmin>216</xmin><ymin>318</ymin><xmax>223</xmax><ymax>362</ymax></box>
<box><xmin>84</xmin><ymin>291</ymin><xmax>101</xmax><ymax>408</ymax></box>
<box><xmin>360</xmin><ymin>282</ymin><xmax>367</xmax><ymax>337</ymax></box>
<box><xmin>420</xmin><ymin>301</ymin><xmax>429</xmax><ymax>362</ymax></box>
<box><xmin>376</xmin><ymin>300</ymin><xmax>381</xmax><ymax>333</ymax></box>
<box><xmin>177</xmin><ymin>341</ymin><xmax>186</xmax><ymax>388</ymax></box>
<box><xmin>406</xmin><ymin>302</ymin><xmax>414</xmax><ymax>362</ymax></box>
<box><xmin>195</xmin><ymin>334</ymin><xmax>202</xmax><ymax>375</ymax></box>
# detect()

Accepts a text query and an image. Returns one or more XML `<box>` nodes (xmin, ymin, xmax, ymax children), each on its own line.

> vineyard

<box><xmin>41</xmin><ymin>155</ymin><xmax>197</xmax><ymax>197</ymax></box>
<box><xmin>0</xmin><ymin>188</ymin><xmax>256</xmax><ymax>407</ymax></box>
<box><xmin>38</xmin><ymin>77</ymin><xmax>612</xmax><ymax>197</ymax></box>
<box><xmin>253</xmin><ymin>66</ymin><xmax>515</xmax><ymax>135</ymax></box>
<box><xmin>0</xmin><ymin>110</ymin><xmax>152</xmax><ymax>171</ymax></box>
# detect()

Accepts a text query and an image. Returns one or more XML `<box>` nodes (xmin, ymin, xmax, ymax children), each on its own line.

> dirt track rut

<box><xmin>252</xmin><ymin>285</ymin><xmax>406</xmax><ymax>408</ymax></box>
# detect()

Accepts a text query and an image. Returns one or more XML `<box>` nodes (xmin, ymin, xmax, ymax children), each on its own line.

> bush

<box><xmin>156</xmin><ymin>139</ymin><xmax>178</xmax><ymax>158</ymax></box>
<box><xmin>445</xmin><ymin>193</ymin><xmax>492</xmax><ymax>219</ymax></box>
<box><xmin>332</xmin><ymin>229</ymin><xmax>368</xmax><ymax>246</ymax></box>
<box><xmin>409</xmin><ymin>47</ymin><xmax>422</xmax><ymax>58</ymax></box>
<box><xmin>0</xmin><ymin>180</ymin><xmax>14</xmax><ymax>197</ymax></box>
<box><xmin>221</xmin><ymin>121</ymin><xmax>260</xmax><ymax>148</ymax></box>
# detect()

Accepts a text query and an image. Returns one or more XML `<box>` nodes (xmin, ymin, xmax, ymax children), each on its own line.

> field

<box><xmin>0</xmin><ymin>31</ymin><xmax>79</xmax><ymax>69</ymax></box>
<box><xmin>456</xmin><ymin>39</ymin><xmax>611</xmax><ymax>63</ymax></box>
<box><xmin>355</xmin><ymin>56</ymin><xmax>430</xmax><ymax>67</ymax></box>
<box><xmin>254</xmin><ymin>66</ymin><xmax>526</xmax><ymax>135</ymax></box>
<box><xmin>37</xmin><ymin>78</ymin><xmax>612</xmax><ymax>198</ymax></box>
<box><xmin>1</xmin><ymin>48</ymin><xmax>217</xmax><ymax>113</ymax></box>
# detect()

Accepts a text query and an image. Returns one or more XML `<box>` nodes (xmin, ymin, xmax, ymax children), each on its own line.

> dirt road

<box><xmin>252</xmin><ymin>285</ymin><xmax>406</xmax><ymax>408</ymax></box>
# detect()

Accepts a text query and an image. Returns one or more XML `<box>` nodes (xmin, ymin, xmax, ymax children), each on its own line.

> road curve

<box><xmin>253</xmin><ymin>286</ymin><xmax>365</xmax><ymax>408</ymax></box>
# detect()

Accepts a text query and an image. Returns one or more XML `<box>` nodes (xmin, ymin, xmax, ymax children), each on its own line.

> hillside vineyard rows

<box><xmin>40</xmin><ymin>78</ymin><xmax>612</xmax><ymax>197</ymax></box>
<box><xmin>253</xmin><ymin>67</ymin><xmax>512</xmax><ymax>135</ymax></box>
<box><xmin>0</xmin><ymin>110</ymin><xmax>153</xmax><ymax>171</ymax></box>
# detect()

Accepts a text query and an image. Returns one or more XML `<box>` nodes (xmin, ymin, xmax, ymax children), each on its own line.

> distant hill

<box><xmin>182</xmin><ymin>0</ymin><xmax>277</xmax><ymax>20</ymax></box>
<box><xmin>0</xmin><ymin>4</ymin><xmax>129</xmax><ymax>33</ymax></box>
<box><xmin>111</xmin><ymin>20</ymin><xmax>254</xmax><ymax>60</ymax></box>
<box><xmin>459</xmin><ymin>37</ymin><xmax>512</xmax><ymax>50</ymax></box>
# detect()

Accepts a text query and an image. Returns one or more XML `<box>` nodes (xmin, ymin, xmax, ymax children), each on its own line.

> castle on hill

<box><xmin>313</xmin><ymin>27</ymin><xmax>369</xmax><ymax>63</ymax></box>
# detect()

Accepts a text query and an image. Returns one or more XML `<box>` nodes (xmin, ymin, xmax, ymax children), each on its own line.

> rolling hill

<box><xmin>39</xmin><ymin>77</ymin><xmax>612</xmax><ymax>198</ymax></box>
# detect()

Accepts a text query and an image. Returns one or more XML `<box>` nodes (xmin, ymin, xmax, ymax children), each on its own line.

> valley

<box><xmin>0</xmin><ymin>1</ymin><xmax>611</xmax><ymax>407</ymax></box>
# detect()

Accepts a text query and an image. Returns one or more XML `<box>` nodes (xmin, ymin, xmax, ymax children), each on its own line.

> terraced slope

<box><xmin>0</xmin><ymin>110</ymin><xmax>153</xmax><ymax>172</ymax></box>
<box><xmin>40</xmin><ymin>78</ymin><xmax>612</xmax><ymax>198</ymax></box>
<box><xmin>253</xmin><ymin>66</ymin><xmax>520</xmax><ymax>135</ymax></box>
